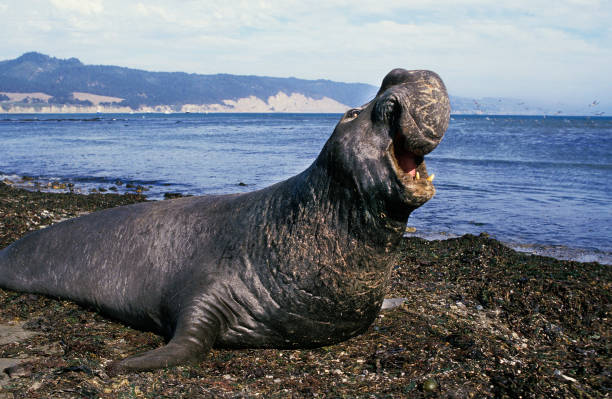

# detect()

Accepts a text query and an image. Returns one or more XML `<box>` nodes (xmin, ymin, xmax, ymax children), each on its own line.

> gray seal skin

<box><xmin>0</xmin><ymin>68</ymin><xmax>450</xmax><ymax>374</ymax></box>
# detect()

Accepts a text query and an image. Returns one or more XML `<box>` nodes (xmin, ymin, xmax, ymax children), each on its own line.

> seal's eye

<box><xmin>345</xmin><ymin>109</ymin><xmax>361</xmax><ymax>120</ymax></box>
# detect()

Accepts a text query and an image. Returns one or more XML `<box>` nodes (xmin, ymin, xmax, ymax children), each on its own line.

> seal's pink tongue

<box><xmin>397</xmin><ymin>152</ymin><xmax>417</xmax><ymax>177</ymax></box>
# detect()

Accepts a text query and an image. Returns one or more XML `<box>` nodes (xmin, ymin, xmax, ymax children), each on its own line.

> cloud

<box><xmin>49</xmin><ymin>0</ymin><xmax>103</xmax><ymax>15</ymax></box>
<box><xmin>0</xmin><ymin>0</ymin><xmax>610</xmax><ymax>105</ymax></box>
<box><xmin>134</xmin><ymin>3</ymin><xmax>176</xmax><ymax>22</ymax></box>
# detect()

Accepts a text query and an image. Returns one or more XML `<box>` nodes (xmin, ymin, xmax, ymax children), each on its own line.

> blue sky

<box><xmin>1</xmin><ymin>0</ymin><xmax>610</xmax><ymax>108</ymax></box>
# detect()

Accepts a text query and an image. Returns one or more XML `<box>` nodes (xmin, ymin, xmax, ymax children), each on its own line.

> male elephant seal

<box><xmin>0</xmin><ymin>69</ymin><xmax>450</xmax><ymax>374</ymax></box>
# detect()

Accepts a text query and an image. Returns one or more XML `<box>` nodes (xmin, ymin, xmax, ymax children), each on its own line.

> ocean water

<box><xmin>1</xmin><ymin>113</ymin><xmax>611</xmax><ymax>264</ymax></box>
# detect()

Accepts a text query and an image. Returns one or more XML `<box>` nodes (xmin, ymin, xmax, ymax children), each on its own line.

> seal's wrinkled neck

<box><xmin>240</xmin><ymin>156</ymin><xmax>400</xmax><ymax>328</ymax></box>
<box><xmin>287</xmin><ymin>157</ymin><xmax>406</xmax><ymax>249</ymax></box>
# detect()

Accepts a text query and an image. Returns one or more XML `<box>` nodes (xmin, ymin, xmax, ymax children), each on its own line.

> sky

<box><xmin>1</xmin><ymin>0</ymin><xmax>611</xmax><ymax>108</ymax></box>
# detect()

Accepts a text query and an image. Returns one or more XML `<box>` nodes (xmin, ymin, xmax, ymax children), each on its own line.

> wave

<box><xmin>1</xmin><ymin>172</ymin><xmax>179</xmax><ymax>197</ymax></box>
<box><xmin>428</xmin><ymin>156</ymin><xmax>612</xmax><ymax>170</ymax></box>
<box><xmin>405</xmin><ymin>229</ymin><xmax>612</xmax><ymax>265</ymax></box>
<box><xmin>508</xmin><ymin>242</ymin><xmax>612</xmax><ymax>265</ymax></box>
<box><xmin>1</xmin><ymin>117</ymin><xmax>108</xmax><ymax>123</ymax></box>
<box><xmin>68</xmin><ymin>175</ymin><xmax>171</xmax><ymax>187</ymax></box>
<box><xmin>0</xmin><ymin>116</ymin><xmax>143</xmax><ymax>123</ymax></box>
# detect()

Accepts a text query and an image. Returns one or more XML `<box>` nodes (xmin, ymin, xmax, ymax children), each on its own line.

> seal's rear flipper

<box><xmin>106</xmin><ymin>311</ymin><xmax>222</xmax><ymax>375</ymax></box>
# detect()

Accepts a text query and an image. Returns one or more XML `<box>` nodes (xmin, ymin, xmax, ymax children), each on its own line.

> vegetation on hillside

<box><xmin>0</xmin><ymin>52</ymin><xmax>376</xmax><ymax>109</ymax></box>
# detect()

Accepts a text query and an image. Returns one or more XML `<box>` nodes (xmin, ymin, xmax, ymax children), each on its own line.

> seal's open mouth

<box><xmin>389</xmin><ymin>131</ymin><xmax>433</xmax><ymax>184</ymax></box>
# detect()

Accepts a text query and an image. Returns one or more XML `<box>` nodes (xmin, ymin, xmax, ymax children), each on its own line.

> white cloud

<box><xmin>0</xmin><ymin>0</ymin><xmax>610</xmax><ymax>105</ymax></box>
<box><xmin>135</xmin><ymin>3</ymin><xmax>176</xmax><ymax>22</ymax></box>
<box><xmin>50</xmin><ymin>0</ymin><xmax>103</xmax><ymax>15</ymax></box>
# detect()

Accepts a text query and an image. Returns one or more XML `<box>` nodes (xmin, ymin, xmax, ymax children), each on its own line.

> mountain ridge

<box><xmin>0</xmin><ymin>52</ymin><xmax>375</xmax><ymax>112</ymax></box>
<box><xmin>0</xmin><ymin>52</ymin><xmax>607</xmax><ymax>115</ymax></box>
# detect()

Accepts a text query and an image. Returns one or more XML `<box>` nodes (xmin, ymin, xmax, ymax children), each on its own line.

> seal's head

<box><xmin>319</xmin><ymin>68</ymin><xmax>450</xmax><ymax>222</ymax></box>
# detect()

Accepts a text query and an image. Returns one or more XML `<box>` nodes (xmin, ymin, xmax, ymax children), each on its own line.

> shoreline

<box><xmin>1</xmin><ymin>174</ymin><xmax>158</xmax><ymax>197</ymax></box>
<box><xmin>0</xmin><ymin>182</ymin><xmax>609</xmax><ymax>397</ymax></box>
<box><xmin>405</xmin><ymin>230</ymin><xmax>612</xmax><ymax>266</ymax></box>
<box><xmin>1</xmin><ymin>110</ymin><xmax>611</xmax><ymax>117</ymax></box>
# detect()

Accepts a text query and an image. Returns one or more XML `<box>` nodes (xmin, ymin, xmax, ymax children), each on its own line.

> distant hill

<box><xmin>0</xmin><ymin>52</ymin><xmax>376</xmax><ymax>113</ymax></box>
<box><xmin>0</xmin><ymin>52</ymin><xmax>607</xmax><ymax>115</ymax></box>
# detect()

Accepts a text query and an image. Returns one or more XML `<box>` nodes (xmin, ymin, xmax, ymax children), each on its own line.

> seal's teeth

<box><xmin>416</xmin><ymin>171</ymin><xmax>420</xmax><ymax>180</ymax></box>
<box><xmin>427</xmin><ymin>174</ymin><xmax>435</xmax><ymax>182</ymax></box>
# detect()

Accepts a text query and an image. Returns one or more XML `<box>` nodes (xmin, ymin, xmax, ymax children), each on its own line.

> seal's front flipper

<box><xmin>106</xmin><ymin>313</ymin><xmax>221</xmax><ymax>375</ymax></box>
<box><xmin>106</xmin><ymin>339</ymin><xmax>205</xmax><ymax>375</ymax></box>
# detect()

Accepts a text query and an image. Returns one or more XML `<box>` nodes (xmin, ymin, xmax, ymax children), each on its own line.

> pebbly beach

<box><xmin>0</xmin><ymin>182</ymin><xmax>609</xmax><ymax>397</ymax></box>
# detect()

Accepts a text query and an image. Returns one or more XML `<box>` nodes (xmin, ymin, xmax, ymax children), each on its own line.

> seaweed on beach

<box><xmin>0</xmin><ymin>182</ymin><xmax>147</xmax><ymax>249</ymax></box>
<box><xmin>0</xmin><ymin>182</ymin><xmax>610</xmax><ymax>398</ymax></box>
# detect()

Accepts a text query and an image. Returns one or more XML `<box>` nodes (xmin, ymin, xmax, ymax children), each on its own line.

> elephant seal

<box><xmin>0</xmin><ymin>69</ymin><xmax>450</xmax><ymax>374</ymax></box>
